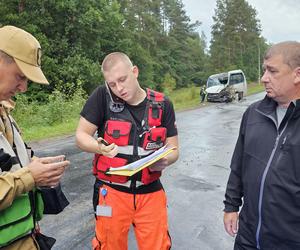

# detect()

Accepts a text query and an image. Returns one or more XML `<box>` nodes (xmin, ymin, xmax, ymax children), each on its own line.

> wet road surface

<box><xmin>35</xmin><ymin>92</ymin><xmax>265</xmax><ymax>250</ymax></box>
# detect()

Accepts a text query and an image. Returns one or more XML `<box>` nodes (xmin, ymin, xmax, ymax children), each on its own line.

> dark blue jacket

<box><xmin>224</xmin><ymin>95</ymin><xmax>300</xmax><ymax>250</ymax></box>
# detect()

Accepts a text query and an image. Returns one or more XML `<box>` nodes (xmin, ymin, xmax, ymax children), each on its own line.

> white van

<box><xmin>206</xmin><ymin>69</ymin><xmax>247</xmax><ymax>102</ymax></box>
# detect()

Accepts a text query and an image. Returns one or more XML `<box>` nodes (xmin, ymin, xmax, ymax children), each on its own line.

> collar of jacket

<box><xmin>257</xmin><ymin>95</ymin><xmax>300</xmax><ymax>118</ymax></box>
<box><xmin>294</xmin><ymin>99</ymin><xmax>300</xmax><ymax>118</ymax></box>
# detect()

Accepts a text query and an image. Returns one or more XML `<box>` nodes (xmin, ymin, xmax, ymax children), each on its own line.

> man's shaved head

<box><xmin>101</xmin><ymin>52</ymin><xmax>133</xmax><ymax>73</ymax></box>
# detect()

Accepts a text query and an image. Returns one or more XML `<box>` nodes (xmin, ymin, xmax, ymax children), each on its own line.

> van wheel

<box><xmin>238</xmin><ymin>92</ymin><xmax>243</xmax><ymax>101</ymax></box>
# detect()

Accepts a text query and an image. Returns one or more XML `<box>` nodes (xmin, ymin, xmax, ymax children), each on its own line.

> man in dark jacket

<box><xmin>223</xmin><ymin>41</ymin><xmax>300</xmax><ymax>250</ymax></box>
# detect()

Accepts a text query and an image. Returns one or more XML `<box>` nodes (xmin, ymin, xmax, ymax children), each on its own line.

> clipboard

<box><xmin>107</xmin><ymin>146</ymin><xmax>176</xmax><ymax>176</ymax></box>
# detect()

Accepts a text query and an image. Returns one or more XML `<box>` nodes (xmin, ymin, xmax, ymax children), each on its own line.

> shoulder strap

<box><xmin>146</xmin><ymin>88</ymin><xmax>165</xmax><ymax>103</ymax></box>
<box><xmin>145</xmin><ymin>89</ymin><xmax>165</xmax><ymax>127</ymax></box>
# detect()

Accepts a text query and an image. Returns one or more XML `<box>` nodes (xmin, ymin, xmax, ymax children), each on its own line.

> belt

<box><xmin>95</xmin><ymin>178</ymin><xmax>162</xmax><ymax>194</ymax></box>
<box><xmin>100</xmin><ymin>179</ymin><xmax>144</xmax><ymax>188</ymax></box>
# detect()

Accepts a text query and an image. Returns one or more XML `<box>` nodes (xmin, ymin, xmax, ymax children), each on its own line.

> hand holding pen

<box><xmin>96</xmin><ymin>137</ymin><xmax>118</xmax><ymax>158</ymax></box>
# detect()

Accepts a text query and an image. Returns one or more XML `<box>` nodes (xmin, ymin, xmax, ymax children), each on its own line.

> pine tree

<box><xmin>210</xmin><ymin>0</ymin><xmax>267</xmax><ymax>81</ymax></box>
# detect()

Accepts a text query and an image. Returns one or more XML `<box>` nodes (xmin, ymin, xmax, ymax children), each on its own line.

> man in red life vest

<box><xmin>76</xmin><ymin>52</ymin><xmax>179</xmax><ymax>250</ymax></box>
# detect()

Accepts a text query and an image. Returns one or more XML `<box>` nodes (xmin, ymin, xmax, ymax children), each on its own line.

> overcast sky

<box><xmin>181</xmin><ymin>0</ymin><xmax>300</xmax><ymax>46</ymax></box>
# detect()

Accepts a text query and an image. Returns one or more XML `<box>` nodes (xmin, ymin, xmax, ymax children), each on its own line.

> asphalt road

<box><xmin>35</xmin><ymin>92</ymin><xmax>266</xmax><ymax>250</ymax></box>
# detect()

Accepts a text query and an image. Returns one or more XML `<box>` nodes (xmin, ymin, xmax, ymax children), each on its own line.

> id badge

<box><xmin>96</xmin><ymin>205</ymin><xmax>112</xmax><ymax>217</ymax></box>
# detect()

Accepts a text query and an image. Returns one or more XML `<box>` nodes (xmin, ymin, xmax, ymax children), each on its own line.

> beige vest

<box><xmin>0</xmin><ymin>101</ymin><xmax>30</xmax><ymax>173</ymax></box>
<box><xmin>0</xmin><ymin>101</ymin><xmax>39</xmax><ymax>248</ymax></box>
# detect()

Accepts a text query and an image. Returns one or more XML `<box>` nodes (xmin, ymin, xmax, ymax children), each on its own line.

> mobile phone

<box><xmin>100</xmin><ymin>139</ymin><xmax>110</xmax><ymax>146</ymax></box>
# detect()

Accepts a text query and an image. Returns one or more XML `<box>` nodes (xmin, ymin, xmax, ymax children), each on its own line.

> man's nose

<box><xmin>116</xmin><ymin>82</ymin><xmax>124</xmax><ymax>92</ymax></box>
<box><xmin>261</xmin><ymin>71</ymin><xmax>268</xmax><ymax>83</ymax></box>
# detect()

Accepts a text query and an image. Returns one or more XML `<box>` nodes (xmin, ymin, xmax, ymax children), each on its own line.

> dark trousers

<box><xmin>234</xmin><ymin>241</ymin><xmax>258</xmax><ymax>250</ymax></box>
<box><xmin>234</xmin><ymin>233</ymin><xmax>258</xmax><ymax>250</ymax></box>
<box><xmin>200</xmin><ymin>94</ymin><xmax>205</xmax><ymax>102</ymax></box>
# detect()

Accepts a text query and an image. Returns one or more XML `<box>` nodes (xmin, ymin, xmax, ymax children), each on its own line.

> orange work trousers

<box><xmin>92</xmin><ymin>184</ymin><xmax>171</xmax><ymax>250</ymax></box>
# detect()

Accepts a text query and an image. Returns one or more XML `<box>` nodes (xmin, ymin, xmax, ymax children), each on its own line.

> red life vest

<box><xmin>92</xmin><ymin>88</ymin><xmax>167</xmax><ymax>185</ymax></box>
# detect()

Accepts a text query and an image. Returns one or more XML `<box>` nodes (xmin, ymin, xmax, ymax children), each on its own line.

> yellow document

<box><xmin>107</xmin><ymin>145</ymin><xmax>176</xmax><ymax>176</ymax></box>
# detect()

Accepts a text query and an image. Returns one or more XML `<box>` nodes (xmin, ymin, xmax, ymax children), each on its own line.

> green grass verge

<box><xmin>22</xmin><ymin>117</ymin><xmax>79</xmax><ymax>142</ymax></box>
<box><xmin>170</xmin><ymin>85</ymin><xmax>201</xmax><ymax>111</ymax></box>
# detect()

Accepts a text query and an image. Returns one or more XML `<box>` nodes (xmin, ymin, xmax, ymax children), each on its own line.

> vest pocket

<box><xmin>0</xmin><ymin>194</ymin><xmax>34</xmax><ymax>246</ymax></box>
<box><xmin>148</xmin><ymin>106</ymin><xmax>163</xmax><ymax>127</ymax></box>
<box><xmin>141</xmin><ymin>168</ymin><xmax>161</xmax><ymax>185</ymax></box>
<box><xmin>104</xmin><ymin>120</ymin><xmax>131</xmax><ymax>146</ymax></box>
<box><xmin>143</xmin><ymin>127</ymin><xmax>166</xmax><ymax>150</ymax></box>
<box><xmin>96</xmin><ymin>155</ymin><xmax>128</xmax><ymax>183</ymax></box>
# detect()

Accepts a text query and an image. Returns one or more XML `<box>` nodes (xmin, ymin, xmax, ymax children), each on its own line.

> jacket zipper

<box><xmin>254</xmin><ymin>109</ymin><xmax>292</xmax><ymax>249</ymax></box>
<box><xmin>255</xmin><ymin>134</ymin><xmax>279</xmax><ymax>249</ymax></box>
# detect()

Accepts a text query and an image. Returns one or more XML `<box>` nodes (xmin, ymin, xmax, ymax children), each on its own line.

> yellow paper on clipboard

<box><xmin>107</xmin><ymin>145</ymin><xmax>176</xmax><ymax>176</ymax></box>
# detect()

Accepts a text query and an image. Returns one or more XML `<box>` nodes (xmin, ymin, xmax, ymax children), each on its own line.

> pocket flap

<box><xmin>105</xmin><ymin>120</ymin><xmax>132</xmax><ymax>138</ymax></box>
<box><xmin>99</xmin><ymin>156</ymin><xmax>127</xmax><ymax>168</ymax></box>
<box><xmin>149</xmin><ymin>127</ymin><xmax>166</xmax><ymax>142</ymax></box>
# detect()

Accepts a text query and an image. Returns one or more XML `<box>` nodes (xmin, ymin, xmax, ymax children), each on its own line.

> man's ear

<box><xmin>132</xmin><ymin>65</ymin><xmax>139</xmax><ymax>78</ymax></box>
<box><xmin>294</xmin><ymin>67</ymin><xmax>300</xmax><ymax>84</ymax></box>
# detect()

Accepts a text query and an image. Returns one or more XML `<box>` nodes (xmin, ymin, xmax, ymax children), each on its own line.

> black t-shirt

<box><xmin>80</xmin><ymin>85</ymin><xmax>178</xmax><ymax>137</ymax></box>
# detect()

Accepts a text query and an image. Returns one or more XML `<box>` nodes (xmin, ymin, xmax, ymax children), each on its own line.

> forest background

<box><xmin>0</xmin><ymin>0</ymin><xmax>267</xmax><ymax>140</ymax></box>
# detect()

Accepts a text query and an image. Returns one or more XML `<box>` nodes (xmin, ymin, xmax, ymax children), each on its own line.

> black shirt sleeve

<box><xmin>80</xmin><ymin>85</ymin><xmax>107</xmax><ymax>128</ymax></box>
<box><xmin>162</xmin><ymin>97</ymin><xmax>178</xmax><ymax>138</ymax></box>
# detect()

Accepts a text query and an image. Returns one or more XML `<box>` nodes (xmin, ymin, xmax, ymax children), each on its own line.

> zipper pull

<box><xmin>280</xmin><ymin>136</ymin><xmax>287</xmax><ymax>149</ymax></box>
